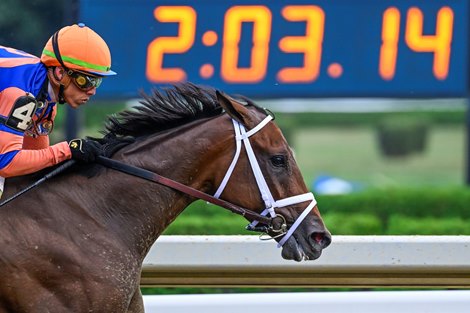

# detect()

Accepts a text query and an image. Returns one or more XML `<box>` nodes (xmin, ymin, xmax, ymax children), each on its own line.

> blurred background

<box><xmin>3</xmin><ymin>0</ymin><xmax>469</xmax><ymax>294</ymax></box>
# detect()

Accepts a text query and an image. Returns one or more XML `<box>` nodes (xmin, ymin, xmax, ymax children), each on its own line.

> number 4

<box><xmin>6</xmin><ymin>95</ymin><xmax>38</xmax><ymax>131</ymax></box>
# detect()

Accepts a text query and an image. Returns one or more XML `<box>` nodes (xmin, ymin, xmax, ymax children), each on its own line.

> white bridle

<box><xmin>213</xmin><ymin>116</ymin><xmax>317</xmax><ymax>247</ymax></box>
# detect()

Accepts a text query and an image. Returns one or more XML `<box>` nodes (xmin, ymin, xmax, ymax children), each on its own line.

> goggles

<box><xmin>67</xmin><ymin>70</ymin><xmax>102</xmax><ymax>91</ymax></box>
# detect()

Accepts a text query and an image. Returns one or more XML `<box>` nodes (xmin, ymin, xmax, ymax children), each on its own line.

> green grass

<box><xmin>292</xmin><ymin>125</ymin><xmax>465</xmax><ymax>188</ymax></box>
<box><xmin>387</xmin><ymin>215</ymin><xmax>470</xmax><ymax>235</ymax></box>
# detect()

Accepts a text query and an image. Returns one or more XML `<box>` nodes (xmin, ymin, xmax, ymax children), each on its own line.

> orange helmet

<box><xmin>41</xmin><ymin>23</ymin><xmax>116</xmax><ymax>76</ymax></box>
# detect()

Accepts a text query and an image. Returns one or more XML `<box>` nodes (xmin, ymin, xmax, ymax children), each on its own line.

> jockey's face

<box><xmin>62</xmin><ymin>74</ymin><xmax>97</xmax><ymax>109</ymax></box>
<box><xmin>49</xmin><ymin>67</ymin><xmax>98</xmax><ymax>109</ymax></box>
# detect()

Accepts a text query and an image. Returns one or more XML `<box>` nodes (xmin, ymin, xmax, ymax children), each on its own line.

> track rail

<box><xmin>141</xmin><ymin>235</ymin><xmax>470</xmax><ymax>288</ymax></box>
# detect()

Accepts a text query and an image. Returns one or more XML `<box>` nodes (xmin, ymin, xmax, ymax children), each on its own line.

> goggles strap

<box><xmin>52</xmin><ymin>31</ymin><xmax>67</xmax><ymax>104</ymax></box>
<box><xmin>52</xmin><ymin>31</ymin><xmax>67</xmax><ymax>70</ymax></box>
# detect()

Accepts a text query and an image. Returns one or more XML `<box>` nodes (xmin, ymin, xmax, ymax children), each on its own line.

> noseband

<box><xmin>214</xmin><ymin>116</ymin><xmax>317</xmax><ymax>247</ymax></box>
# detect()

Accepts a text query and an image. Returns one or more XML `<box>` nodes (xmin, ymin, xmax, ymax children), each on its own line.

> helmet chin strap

<box><xmin>49</xmin><ymin>68</ymin><xmax>67</xmax><ymax>105</ymax></box>
<box><xmin>57</xmin><ymin>84</ymin><xmax>66</xmax><ymax>104</ymax></box>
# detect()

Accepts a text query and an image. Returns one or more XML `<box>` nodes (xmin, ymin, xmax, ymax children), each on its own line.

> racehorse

<box><xmin>0</xmin><ymin>83</ymin><xmax>331</xmax><ymax>312</ymax></box>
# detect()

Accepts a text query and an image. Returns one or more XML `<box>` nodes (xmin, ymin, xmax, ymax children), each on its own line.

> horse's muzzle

<box><xmin>280</xmin><ymin>218</ymin><xmax>332</xmax><ymax>262</ymax></box>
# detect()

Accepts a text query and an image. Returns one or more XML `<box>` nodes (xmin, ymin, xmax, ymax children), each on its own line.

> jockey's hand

<box><xmin>69</xmin><ymin>138</ymin><xmax>102</xmax><ymax>163</ymax></box>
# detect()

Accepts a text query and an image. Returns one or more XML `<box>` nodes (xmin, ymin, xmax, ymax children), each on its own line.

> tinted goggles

<box><xmin>67</xmin><ymin>70</ymin><xmax>102</xmax><ymax>91</ymax></box>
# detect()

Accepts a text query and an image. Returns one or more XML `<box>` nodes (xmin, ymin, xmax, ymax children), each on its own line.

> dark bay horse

<box><xmin>0</xmin><ymin>83</ymin><xmax>331</xmax><ymax>312</ymax></box>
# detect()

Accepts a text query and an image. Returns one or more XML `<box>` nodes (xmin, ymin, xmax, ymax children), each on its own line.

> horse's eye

<box><xmin>271</xmin><ymin>155</ymin><xmax>287</xmax><ymax>168</ymax></box>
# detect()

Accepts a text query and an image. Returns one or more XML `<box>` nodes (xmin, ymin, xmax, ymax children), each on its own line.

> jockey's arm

<box><xmin>0</xmin><ymin>139</ymin><xmax>70</xmax><ymax>178</ymax></box>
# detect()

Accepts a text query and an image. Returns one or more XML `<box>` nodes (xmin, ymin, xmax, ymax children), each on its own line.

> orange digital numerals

<box><xmin>146</xmin><ymin>6</ymin><xmax>196</xmax><ymax>83</ymax></box>
<box><xmin>147</xmin><ymin>5</ymin><xmax>454</xmax><ymax>85</ymax></box>
<box><xmin>380</xmin><ymin>6</ymin><xmax>454</xmax><ymax>81</ymax></box>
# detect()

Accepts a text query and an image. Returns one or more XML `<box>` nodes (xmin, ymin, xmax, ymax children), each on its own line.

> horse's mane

<box><xmin>103</xmin><ymin>82</ymin><xmax>224</xmax><ymax>139</ymax></box>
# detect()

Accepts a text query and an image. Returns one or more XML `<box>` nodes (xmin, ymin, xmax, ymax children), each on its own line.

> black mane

<box><xmin>104</xmin><ymin>82</ymin><xmax>223</xmax><ymax>138</ymax></box>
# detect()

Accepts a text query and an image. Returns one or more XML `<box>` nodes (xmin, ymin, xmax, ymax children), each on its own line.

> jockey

<box><xmin>0</xmin><ymin>23</ymin><xmax>116</xmax><ymax>197</ymax></box>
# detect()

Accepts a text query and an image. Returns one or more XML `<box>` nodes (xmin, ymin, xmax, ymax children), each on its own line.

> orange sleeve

<box><xmin>0</xmin><ymin>141</ymin><xmax>71</xmax><ymax>177</ymax></box>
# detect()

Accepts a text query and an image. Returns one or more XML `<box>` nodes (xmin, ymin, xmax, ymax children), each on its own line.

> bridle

<box><xmin>0</xmin><ymin>114</ymin><xmax>317</xmax><ymax>247</ymax></box>
<box><xmin>213</xmin><ymin>116</ymin><xmax>317</xmax><ymax>247</ymax></box>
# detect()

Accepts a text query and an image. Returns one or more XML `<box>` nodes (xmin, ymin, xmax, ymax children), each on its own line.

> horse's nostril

<box><xmin>311</xmin><ymin>231</ymin><xmax>332</xmax><ymax>248</ymax></box>
<box><xmin>313</xmin><ymin>232</ymin><xmax>323</xmax><ymax>244</ymax></box>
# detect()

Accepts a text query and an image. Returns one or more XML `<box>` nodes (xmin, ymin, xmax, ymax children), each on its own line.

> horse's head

<box><xmin>211</xmin><ymin>91</ymin><xmax>331</xmax><ymax>261</ymax></box>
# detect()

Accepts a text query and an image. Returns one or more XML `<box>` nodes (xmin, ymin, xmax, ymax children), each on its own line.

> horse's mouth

<box><xmin>281</xmin><ymin>236</ymin><xmax>320</xmax><ymax>261</ymax></box>
<box><xmin>280</xmin><ymin>231</ymin><xmax>331</xmax><ymax>262</ymax></box>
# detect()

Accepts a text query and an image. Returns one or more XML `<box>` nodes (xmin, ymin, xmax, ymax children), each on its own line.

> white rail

<box><xmin>143</xmin><ymin>290</ymin><xmax>470</xmax><ymax>313</ymax></box>
<box><xmin>141</xmin><ymin>235</ymin><xmax>470</xmax><ymax>287</ymax></box>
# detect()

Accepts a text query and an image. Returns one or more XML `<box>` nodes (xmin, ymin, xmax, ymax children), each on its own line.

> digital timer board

<box><xmin>80</xmin><ymin>0</ymin><xmax>470</xmax><ymax>99</ymax></box>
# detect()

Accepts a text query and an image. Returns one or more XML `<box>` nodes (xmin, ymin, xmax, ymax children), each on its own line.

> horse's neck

<box><xmin>91</xmin><ymin>116</ymin><xmax>229</xmax><ymax>259</ymax></box>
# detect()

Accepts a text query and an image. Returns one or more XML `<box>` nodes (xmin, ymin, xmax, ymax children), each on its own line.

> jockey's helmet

<box><xmin>40</xmin><ymin>23</ymin><xmax>116</xmax><ymax>76</ymax></box>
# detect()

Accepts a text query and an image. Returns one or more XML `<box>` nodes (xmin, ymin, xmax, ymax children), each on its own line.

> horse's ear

<box><xmin>216</xmin><ymin>90</ymin><xmax>255</xmax><ymax>127</ymax></box>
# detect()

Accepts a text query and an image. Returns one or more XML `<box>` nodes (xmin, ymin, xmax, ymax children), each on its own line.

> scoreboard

<box><xmin>80</xmin><ymin>0</ymin><xmax>470</xmax><ymax>99</ymax></box>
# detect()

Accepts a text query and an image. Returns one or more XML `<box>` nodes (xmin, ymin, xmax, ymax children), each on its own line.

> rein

<box><xmin>95</xmin><ymin>156</ymin><xmax>273</xmax><ymax>226</ymax></box>
<box><xmin>0</xmin><ymin>160</ymin><xmax>76</xmax><ymax>207</ymax></box>
<box><xmin>0</xmin><ymin>156</ymin><xmax>272</xmax><ymax>226</ymax></box>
